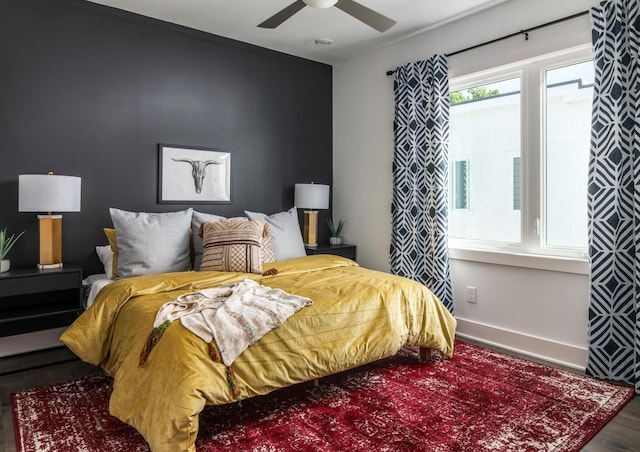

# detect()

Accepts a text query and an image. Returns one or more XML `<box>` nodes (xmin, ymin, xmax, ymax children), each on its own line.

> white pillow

<box><xmin>244</xmin><ymin>207</ymin><xmax>306</xmax><ymax>261</ymax></box>
<box><xmin>95</xmin><ymin>245</ymin><xmax>114</xmax><ymax>279</ymax></box>
<box><xmin>110</xmin><ymin>208</ymin><xmax>193</xmax><ymax>278</ymax></box>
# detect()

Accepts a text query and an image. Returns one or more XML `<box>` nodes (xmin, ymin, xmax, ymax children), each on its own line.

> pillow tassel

<box><xmin>262</xmin><ymin>268</ymin><xmax>278</xmax><ymax>276</ymax></box>
<box><xmin>139</xmin><ymin>320</ymin><xmax>171</xmax><ymax>367</ymax></box>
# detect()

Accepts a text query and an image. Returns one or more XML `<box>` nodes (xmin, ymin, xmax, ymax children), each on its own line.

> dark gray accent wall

<box><xmin>0</xmin><ymin>0</ymin><xmax>333</xmax><ymax>274</ymax></box>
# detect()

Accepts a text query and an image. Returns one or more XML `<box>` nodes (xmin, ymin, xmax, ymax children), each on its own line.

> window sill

<box><xmin>448</xmin><ymin>247</ymin><xmax>589</xmax><ymax>275</ymax></box>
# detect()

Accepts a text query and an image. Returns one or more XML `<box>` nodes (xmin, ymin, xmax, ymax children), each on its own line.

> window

<box><xmin>448</xmin><ymin>47</ymin><xmax>593</xmax><ymax>258</ymax></box>
<box><xmin>544</xmin><ymin>62</ymin><xmax>592</xmax><ymax>250</ymax></box>
<box><xmin>449</xmin><ymin>76</ymin><xmax>521</xmax><ymax>243</ymax></box>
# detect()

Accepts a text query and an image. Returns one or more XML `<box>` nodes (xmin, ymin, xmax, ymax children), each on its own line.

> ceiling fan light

<box><xmin>314</xmin><ymin>37</ymin><xmax>334</xmax><ymax>46</ymax></box>
<box><xmin>303</xmin><ymin>0</ymin><xmax>339</xmax><ymax>9</ymax></box>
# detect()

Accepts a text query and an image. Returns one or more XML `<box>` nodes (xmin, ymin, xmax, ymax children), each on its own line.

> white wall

<box><xmin>333</xmin><ymin>0</ymin><xmax>597</xmax><ymax>369</ymax></box>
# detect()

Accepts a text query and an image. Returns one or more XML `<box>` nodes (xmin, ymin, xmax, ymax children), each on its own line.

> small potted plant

<box><xmin>0</xmin><ymin>228</ymin><xmax>24</xmax><ymax>273</ymax></box>
<box><xmin>327</xmin><ymin>218</ymin><xmax>346</xmax><ymax>245</ymax></box>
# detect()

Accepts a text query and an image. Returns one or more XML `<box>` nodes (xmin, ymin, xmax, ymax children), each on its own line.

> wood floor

<box><xmin>1</xmin><ymin>344</ymin><xmax>638</xmax><ymax>452</ymax></box>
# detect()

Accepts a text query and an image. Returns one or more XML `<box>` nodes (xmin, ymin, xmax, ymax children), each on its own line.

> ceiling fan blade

<box><xmin>258</xmin><ymin>1</ymin><xmax>307</xmax><ymax>29</ymax></box>
<box><xmin>335</xmin><ymin>0</ymin><xmax>396</xmax><ymax>33</ymax></box>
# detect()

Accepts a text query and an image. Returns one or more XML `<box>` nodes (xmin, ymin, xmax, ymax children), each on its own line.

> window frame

<box><xmin>447</xmin><ymin>45</ymin><xmax>593</xmax><ymax>267</ymax></box>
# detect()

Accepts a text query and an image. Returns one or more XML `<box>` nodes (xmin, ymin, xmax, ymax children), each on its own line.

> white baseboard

<box><xmin>455</xmin><ymin>317</ymin><xmax>587</xmax><ymax>371</ymax></box>
<box><xmin>0</xmin><ymin>327</ymin><xmax>67</xmax><ymax>358</ymax></box>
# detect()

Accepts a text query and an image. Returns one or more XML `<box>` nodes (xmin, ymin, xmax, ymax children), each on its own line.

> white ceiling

<box><xmin>86</xmin><ymin>0</ymin><xmax>511</xmax><ymax>64</ymax></box>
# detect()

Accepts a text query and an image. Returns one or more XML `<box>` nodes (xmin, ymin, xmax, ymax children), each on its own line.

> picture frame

<box><xmin>158</xmin><ymin>144</ymin><xmax>232</xmax><ymax>204</ymax></box>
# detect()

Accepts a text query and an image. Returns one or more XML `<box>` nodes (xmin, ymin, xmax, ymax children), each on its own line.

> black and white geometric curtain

<box><xmin>587</xmin><ymin>0</ymin><xmax>640</xmax><ymax>394</ymax></box>
<box><xmin>390</xmin><ymin>55</ymin><xmax>453</xmax><ymax>313</ymax></box>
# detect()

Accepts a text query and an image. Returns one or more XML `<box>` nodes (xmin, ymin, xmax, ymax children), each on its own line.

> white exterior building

<box><xmin>449</xmin><ymin>79</ymin><xmax>592</xmax><ymax>250</ymax></box>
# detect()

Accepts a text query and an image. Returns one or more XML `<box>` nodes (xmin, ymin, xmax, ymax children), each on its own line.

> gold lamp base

<box><xmin>38</xmin><ymin>214</ymin><xmax>64</xmax><ymax>269</ymax></box>
<box><xmin>303</xmin><ymin>210</ymin><xmax>318</xmax><ymax>247</ymax></box>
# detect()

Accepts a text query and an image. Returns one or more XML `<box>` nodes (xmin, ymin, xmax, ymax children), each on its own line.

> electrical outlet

<box><xmin>466</xmin><ymin>286</ymin><xmax>477</xmax><ymax>303</ymax></box>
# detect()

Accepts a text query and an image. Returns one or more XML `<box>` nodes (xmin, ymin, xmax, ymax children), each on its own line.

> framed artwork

<box><xmin>158</xmin><ymin>144</ymin><xmax>232</xmax><ymax>204</ymax></box>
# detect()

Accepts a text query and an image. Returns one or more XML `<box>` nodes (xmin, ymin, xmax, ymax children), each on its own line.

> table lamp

<box><xmin>295</xmin><ymin>183</ymin><xmax>329</xmax><ymax>247</ymax></box>
<box><xmin>18</xmin><ymin>173</ymin><xmax>81</xmax><ymax>269</ymax></box>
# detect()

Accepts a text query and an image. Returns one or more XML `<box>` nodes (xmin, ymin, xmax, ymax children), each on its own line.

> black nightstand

<box><xmin>0</xmin><ymin>266</ymin><xmax>83</xmax><ymax>337</ymax></box>
<box><xmin>305</xmin><ymin>243</ymin><xmax>356</xmax><ymax>261</ymax></box>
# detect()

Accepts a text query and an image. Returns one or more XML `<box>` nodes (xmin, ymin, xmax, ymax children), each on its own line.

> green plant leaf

<box><xmin>327</xmin><ymin>218</ymin><xmax>346</xmax><ymax>237</ymax></box>
<box><xmin>0</xmin><ymin>228</ymin><xmax>25</xmax><ymax>259</ymax></box>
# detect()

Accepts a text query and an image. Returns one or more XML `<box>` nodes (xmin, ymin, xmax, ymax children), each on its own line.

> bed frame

<box><xmin>419</xmin><ymin>346</ymin><xmax>432</xmax><ymax>362</ymax></box>
<box><xmin>312</xmin><ymin>347</ymin><xmax>432</xmax><ymax>387</ymax></box>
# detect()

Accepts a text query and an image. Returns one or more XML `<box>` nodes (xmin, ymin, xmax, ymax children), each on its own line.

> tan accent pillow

<box><xmin>200</xmin><ymin>220</ymin><xmax>266</xmax><ymax>274</ymax></box>
<box><xmin>103</xmin><ymin>228</ymin><xmax>118</xmax><ymax>278</ymax></box>
<box><xmin>261</xmin><ymin>225</ymin><xmax>277</xmax><ymax>263</ymax></box>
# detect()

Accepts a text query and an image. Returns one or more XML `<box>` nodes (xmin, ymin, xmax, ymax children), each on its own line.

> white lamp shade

<box><xmin>295</xmin><ymin>183</ymin><xmax>329</xmax><ymax>210</ymax></box>
<box><xmin>19</xmin><ymin>174</ymin><xmax>82</xmax><ymax>212</ymax></box>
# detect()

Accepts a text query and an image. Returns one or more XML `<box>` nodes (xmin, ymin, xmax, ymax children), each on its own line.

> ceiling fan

<box><xmin>258</xmin><ymin>0</ymin><xmax>396</xmax><ymax>33</ymax></box>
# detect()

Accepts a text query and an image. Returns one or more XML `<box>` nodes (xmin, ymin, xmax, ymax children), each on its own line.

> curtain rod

<box><xmin>386</xmin><ymin>10</ymin><xmax>590</xmax><ymax>76</ymax></box>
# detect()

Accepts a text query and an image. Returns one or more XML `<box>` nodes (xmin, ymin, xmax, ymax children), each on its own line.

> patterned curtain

<box><xmin>587</xmin><ymin>0</ymin><xmax>640</xmax><ymax>394</ymax></box>
<box><xmin>390</xmin><ymin>55</ymin><xmax>453</xmax><ymax>313</ymax></box>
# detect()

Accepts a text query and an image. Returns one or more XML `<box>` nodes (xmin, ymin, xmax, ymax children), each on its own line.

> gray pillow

<box><xmin>245</xmin><ymin>207</ymin><xmax>306</xmax><ymax>261</ymax></box>
<box><xmin>192</xmin><ymin>211</ymin><xmax>226</xmax><ymax>270</ymax></box>
<box><xmin>110</xmin><ymin>208</ymin><xmax>193</xmax><ymax>278</ymax></box>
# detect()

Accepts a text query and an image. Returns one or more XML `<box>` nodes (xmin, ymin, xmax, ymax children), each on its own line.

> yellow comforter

<box><xmin>61</xmin><ymin>255</ymin><xmax>456</xmax><ymax>452</ymax></box>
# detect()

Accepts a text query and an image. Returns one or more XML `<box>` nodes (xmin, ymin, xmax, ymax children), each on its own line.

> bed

<box><xmin>60</xmin><ymin>208</ymin><xmax>456</xmax><ymax>452</ymax></box>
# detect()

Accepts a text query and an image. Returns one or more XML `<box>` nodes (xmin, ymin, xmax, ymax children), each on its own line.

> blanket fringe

<box><xmin>209</xmin><ymin>341</ymin><xmax>222</xmax><ymax>362</ymax></box>
<box><xmin>139</xmin><ymin>320</ymin><xmax>171</xmax><ymax>367</ymax></box>
<box><xmin>226</xmin><ymin>366</ymin><xmax>242</xmax><ymax>399</ymax></box>
<box><xmin>140</xmin><ymin>322</ymin><xmax>242</xmax><ymax>400</ymax></box>
<box><xmin>209</xmin><ymin>341</ymin><xmax>241</xmax><ymax>399</ymax></box>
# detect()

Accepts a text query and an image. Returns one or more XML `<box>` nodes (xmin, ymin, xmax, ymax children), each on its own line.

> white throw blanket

<box><xmin>152</xmin><ymin>279</ymin><xmax>312</xmax><ymax>366</ymax></box>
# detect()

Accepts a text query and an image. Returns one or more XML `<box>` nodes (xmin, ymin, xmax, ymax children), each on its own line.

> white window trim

<box><xmin>448</xmin><ymin>247</ymin><xmax>589</xmax><ymax>275</ymax></box>
<box><xmin>448</xmin><ymin>44</ymin><xmax>593</xmax><ymax>270</ymax></box>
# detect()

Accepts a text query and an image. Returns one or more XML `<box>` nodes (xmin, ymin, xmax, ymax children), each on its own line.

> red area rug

<box><xmin>12</xmin><ymin>341</ymin><xmax>634</xmax><ymax>451</ymax></box>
